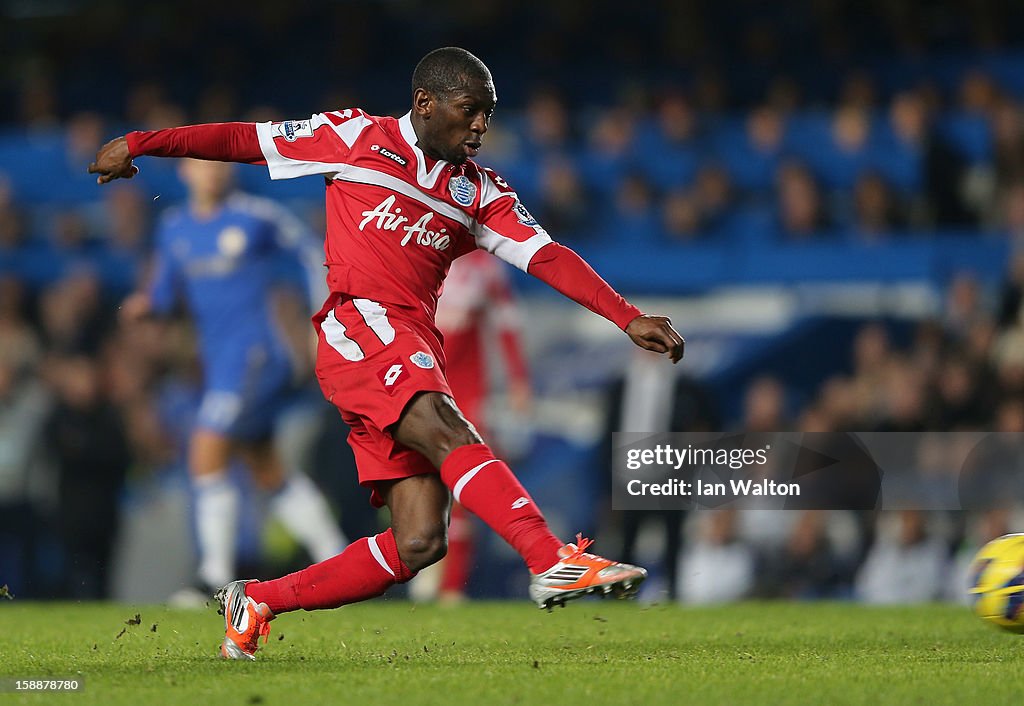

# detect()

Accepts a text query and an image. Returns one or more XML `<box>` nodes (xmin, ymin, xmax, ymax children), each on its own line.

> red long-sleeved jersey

<box><xmin>127</xmin><ymin>110</ymin><xmax>641</xmax><ymax>333</ymax></box>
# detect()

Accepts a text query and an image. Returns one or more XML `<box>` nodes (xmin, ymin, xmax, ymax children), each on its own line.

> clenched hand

<box><xmin>625</xmin><ymin>314</ymin><xmax>685</xmax><ymax>364</ymax></box>
<box><xmin>88</xmin><ymin>136</ymin><xmax>139</xmax><ymax>184</ymax></box>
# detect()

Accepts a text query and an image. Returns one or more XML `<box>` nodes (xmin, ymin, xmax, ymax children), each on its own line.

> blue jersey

<box><xmin>149</xmin><ymin>193</ymin><xmax>326</xmax><ymax>438</ymax></box>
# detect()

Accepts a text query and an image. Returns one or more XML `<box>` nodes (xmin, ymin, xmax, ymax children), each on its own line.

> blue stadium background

<box><xmin>2</xmin><ymin>0</ymin><xmax>1023</xmax><ymax>604</ymax></box>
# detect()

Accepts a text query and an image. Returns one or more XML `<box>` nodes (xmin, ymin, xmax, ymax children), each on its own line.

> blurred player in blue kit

<box><xmin>121</xmin><ymin>159</ymin><xmax>345</xmax><ymax>599</ymax></box>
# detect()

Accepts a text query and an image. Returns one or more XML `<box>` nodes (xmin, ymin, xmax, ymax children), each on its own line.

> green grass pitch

<box><xmin>2</xmin><ymin>600</ymin><xmax>1021</xmax><ymax>705</ymax></box>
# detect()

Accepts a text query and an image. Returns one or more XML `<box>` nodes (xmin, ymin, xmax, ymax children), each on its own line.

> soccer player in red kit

<box><xmin>90</xmin><ymin>47</ymin><xmax>685</xmax><ymax>660</ymax></box>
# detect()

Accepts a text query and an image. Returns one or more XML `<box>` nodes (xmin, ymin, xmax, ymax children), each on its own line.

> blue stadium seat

<box><xmin>712</xmin><ymin>116</ymin><xmax>788</xmax><ymax>194</ymax></box>
<box><xmin>937</xmin><ymin>112</ymin><xmax>993</xmax><ymax>164</ymax></box>
<box><xmin>632</xmin><ymin>117</ymin><xmax>702</xmax><ymax>190</ymax></box>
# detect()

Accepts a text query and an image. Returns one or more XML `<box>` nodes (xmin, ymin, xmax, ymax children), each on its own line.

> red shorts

<box><xmin>314</xmin><ymin>295</ymin><xmax>451</xmax><ymax>507</ymax></box>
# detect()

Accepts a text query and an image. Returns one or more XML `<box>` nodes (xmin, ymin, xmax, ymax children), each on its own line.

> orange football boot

<box><xmin>529</xmin><ymin>534</ymin><xmax>647</xmax><ymax>610</ymax></box>
<box><xmin>214</xmin><ymin>580</ymin><xmax>275</xmax><ymax>660</ymax></box>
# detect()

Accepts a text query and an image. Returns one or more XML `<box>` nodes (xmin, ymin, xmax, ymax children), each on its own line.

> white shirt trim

<box><xmin>332</xmin><ymin>163</ymin><xmax>473</xmax><ymax>228</ymax></box>
<box><xmin>399</xmin><ymin>112</ymin><xmax>449</xmax><ymax>191</ymax></box>
<box><xmin>472</xmin><ymin>224</ymin><xmax>553</xmax><ymax>272</ymax></box>
<box><xmin>256</xmin><ymin>121</ymin><xmax>345</xmax><ymax>180</ymax></box>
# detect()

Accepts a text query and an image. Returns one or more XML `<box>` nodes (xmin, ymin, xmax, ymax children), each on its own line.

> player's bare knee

<box><xmin>395</xmin><ymin>529</ymin><xmax>448</xmax><ymax>571</ymax></box>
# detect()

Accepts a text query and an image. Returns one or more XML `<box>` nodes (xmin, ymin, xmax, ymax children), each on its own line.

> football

<box><xmin>969</xmin><ymin>533</ymin><xmax>1024</xmax><ymax>633</ymax></box>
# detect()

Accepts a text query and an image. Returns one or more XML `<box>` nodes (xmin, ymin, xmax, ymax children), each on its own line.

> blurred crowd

<box><xmin>3</xmin><ymin>0</ymin><xmax>1024</xmax><ymax>603</ymax></box>
<box><xmin>485</xmin><ymin>74</ymin><xmax>1024</xmax><ymax>246</ymax></box>
<box><xmin>4</xmin><ymin>2</ymin><xmax>1024</xmax><ymax>255</ymax></box>
<box><xmin>8</xmin><ymin>67</ymin><xmax>1024</xmax><ymax>257</ymax></box>
<box><xmin>640</xmin><ymin>263</ymin><xmax>1024</xmax><ymax>604</ymax></box>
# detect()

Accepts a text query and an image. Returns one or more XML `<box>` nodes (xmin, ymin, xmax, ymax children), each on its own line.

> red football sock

<box><xmin>439</xmin><ymin>444</ymin><xmax>563</xmax><ymax>574</ymax></box>
<box><xmin>439</xmin><ymin>502</ymin><xmax>473</xmax><ymax>594</ymax></box>
<box><xmin>245</xmin><ymin>528</ymin><xmax>414</xmax><ymax>614</ymax></box>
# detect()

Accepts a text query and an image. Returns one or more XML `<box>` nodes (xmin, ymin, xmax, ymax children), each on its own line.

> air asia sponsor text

<box><xmin>358</xmin><ymin>195</ymin><xmax>451</xmax><ymax>251</ymax></box>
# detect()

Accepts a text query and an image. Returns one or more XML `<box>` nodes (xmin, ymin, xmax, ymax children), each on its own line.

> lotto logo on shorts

<box><xmin>378</xmin><ymin>360</ymin><xmax>409</xmax><ymax>392</ymax></box>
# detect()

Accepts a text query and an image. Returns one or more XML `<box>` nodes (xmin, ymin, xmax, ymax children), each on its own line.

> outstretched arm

<box><xmin>91</xmin><ymin>110</ymin><xmax>368</xmax><ymax>184</ymax></box>
<box><xmin>528</xmin><ymin>242</ymin><xmax>685</xmax><ymax>363</ymax></box>
<box><xmin>471</xmin><ymin>168</ymin><xmax>685</xmax><ymax>364</ymax></box>
<box><xmin>88</xmin><ymin>123</ymin><xmax>264</xmax><ymax>184</ymax></box>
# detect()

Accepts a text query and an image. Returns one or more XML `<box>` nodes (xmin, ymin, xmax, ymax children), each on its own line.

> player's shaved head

<box><xmin>410</xmin><ymin>47</ymin><xmax>496</xmax><ymax>164</ymax></box>
<box><xmin>412</xmin><ymin>47</ymin><xmax>493</xmax><ymax>99</ymax></box>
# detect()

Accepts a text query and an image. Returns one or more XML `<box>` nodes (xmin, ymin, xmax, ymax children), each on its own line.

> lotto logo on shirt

<box><xmin>378</xmin><ymin>360</ymin><xmax>409</xmax><ymax>392</ymax></box>
<box><xmin>370</xmin><ymin>144</ymin><xmax>409</xmax><ymax>167</ymax></box>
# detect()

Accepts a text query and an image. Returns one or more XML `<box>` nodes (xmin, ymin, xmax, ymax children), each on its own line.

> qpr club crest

<box><xmin>410</xmin><ymin>351</ymin><xmax>435</xmax><ymax>369</ymax></box>
<box><xmin>448</xmin><ymin>175</ymin><xmax>477</xmax><ymax>207</ymax></box>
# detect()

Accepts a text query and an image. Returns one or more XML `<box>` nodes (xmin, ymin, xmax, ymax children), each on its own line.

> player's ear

<box><xmin>413</xmin><ymin>88</ymin><xmax>433</xmax><ymax>118</ymax></box>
